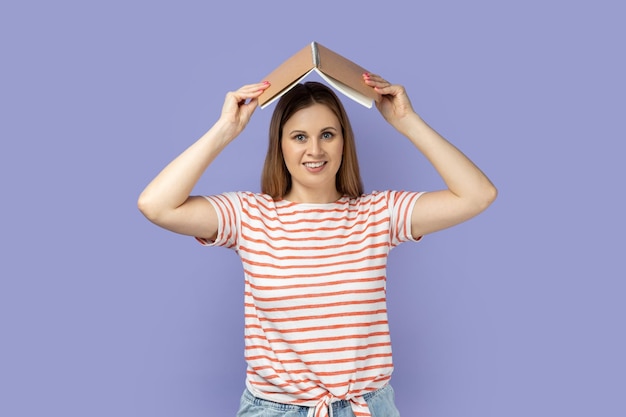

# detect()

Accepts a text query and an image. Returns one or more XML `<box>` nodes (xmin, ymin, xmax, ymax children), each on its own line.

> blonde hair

<box><xmin>261</xmin><ymin>82</ymin><xmax>363</xmax><ymax>199</ymax></box>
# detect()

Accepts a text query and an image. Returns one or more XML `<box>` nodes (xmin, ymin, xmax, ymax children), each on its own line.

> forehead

<box><xmin>283</xmin><ymin>104</ymin><xmax>340</xmax><ymax>130</ymax></box>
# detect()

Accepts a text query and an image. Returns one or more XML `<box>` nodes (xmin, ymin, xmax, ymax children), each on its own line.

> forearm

<box><xmin>137</xmin><ymin>120</ymin><xmax>235</xmax><ymax>219</ymax></box>
<box><xmin>399</xmin><ymin>113</ymin><xmax>497</xmax><ymax>205</ymax></box>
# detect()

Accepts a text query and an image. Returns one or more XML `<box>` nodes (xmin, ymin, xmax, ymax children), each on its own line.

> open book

<box><xmin>258</xmin><ymin>42</ymin><xmax>380</xmax><ymax>109</ymax></box>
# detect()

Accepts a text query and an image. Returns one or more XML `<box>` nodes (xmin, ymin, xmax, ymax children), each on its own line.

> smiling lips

<box><xmin>304</xmin><ymin>161</ymin><xmax>326</xmax><ymax>170</ymax></box>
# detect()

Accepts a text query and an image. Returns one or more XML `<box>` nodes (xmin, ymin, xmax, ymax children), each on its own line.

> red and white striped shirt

<box><xmin>198</xmin><ymin>190</ymin><xmax>423</xmax><ymax>417</ymax></box>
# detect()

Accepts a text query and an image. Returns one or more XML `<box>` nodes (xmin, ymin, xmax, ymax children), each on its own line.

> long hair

<box><xmin>261</xmin><ymin>82</ymin><xmax>363</xmax><ymax>199</ymax></box>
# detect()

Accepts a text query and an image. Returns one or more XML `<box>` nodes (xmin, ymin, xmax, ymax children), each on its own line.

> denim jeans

<box><xmin>236</xmin><ymin>384</ymin><xmax>400</xmax><ymax>417</ymax></box>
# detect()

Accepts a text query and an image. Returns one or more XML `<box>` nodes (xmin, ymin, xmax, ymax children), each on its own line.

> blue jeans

<box><xmin>236</xmin><ymin>384</ymin><xmax>400</xmax><ymax>417</ymax></box>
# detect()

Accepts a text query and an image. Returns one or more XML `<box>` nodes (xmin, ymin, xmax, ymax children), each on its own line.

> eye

<box><xmin>321</xmin><ymin>131</ymin><xmax>334</xmax><ymax>140</ymax></box>
<box><xmin>293</xmin><ymin>134</ymin><xmax>307</xmax><ymax>142</ymax></box>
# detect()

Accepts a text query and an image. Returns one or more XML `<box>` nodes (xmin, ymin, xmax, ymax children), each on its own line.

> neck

<box><xmin>283</xmin><ymin>187</ymin><xmax>342</xmax><ymax>204</ymax></box>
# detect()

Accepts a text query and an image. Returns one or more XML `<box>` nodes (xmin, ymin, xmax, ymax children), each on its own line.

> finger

<box><xmin>366</xmin><ymin>73</ymin><xmax>385</xmax><ymax>81</ymax></box>
<box><xmin>374</xmin><ymin>83</ymin><xmax>399</xmax><ymax>95</ymax></box>
<box><xmin>229</xmin><ymin>82</ymin><xmax>271</xmax><ymax>101</ymax></box>
<box><xmin>241</xmin><ymin>97</ymin><xmax>259</xmax><ymax>116</ymax></box>
<box><xmin>238</xmin><ymin>81</ymin><xmax>271</xmax><ymax>94</ymax></box>
<box><xmin>363</xmin><ymin>73</ymin><xmax>393</xmax><ymax>90</ymax></box>
<box><xmin>363</xmin><ymin>73</ymin><xmax>387</xmax><ymax>82</ymax></box>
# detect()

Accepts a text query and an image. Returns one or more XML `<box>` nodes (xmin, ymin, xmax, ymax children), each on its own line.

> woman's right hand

<box><xmin>217</xmin><ymin>81</ymin><xmax>271</xmax><ymax>139</ymax></box>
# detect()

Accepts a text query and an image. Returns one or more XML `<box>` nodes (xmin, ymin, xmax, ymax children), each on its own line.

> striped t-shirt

<box><xmin>198</xmin><ymin>190</ymin><xmax>423</xmax><ymax>417</ymax></box>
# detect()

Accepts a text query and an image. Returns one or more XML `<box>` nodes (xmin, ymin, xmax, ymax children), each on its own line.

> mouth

<box><xmin>303</xmin><ymin>161</ymin><xmax>326</xmax><ymax>169</ymax></box>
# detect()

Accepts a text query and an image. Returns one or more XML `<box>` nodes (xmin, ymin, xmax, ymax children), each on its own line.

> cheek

<box><xmin>280</xmin><ymin>141</ymin><xmax>291</xmax><ymax>160</ymax></box>
<box><xmin>335</xmin><ymin>140</ymin><xmax>345</xmax><ymax>158</ymax></box>
<box><xmin>281</xmin><ymin>143</ymin><xmax>301</xmax><ymax>169</ymax></box>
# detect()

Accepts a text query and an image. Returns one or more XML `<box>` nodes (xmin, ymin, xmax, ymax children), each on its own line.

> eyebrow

<box><xmin>288</xmin><ymin>126</ymin><xmax>339</xmax><ymax>135</ymax></box>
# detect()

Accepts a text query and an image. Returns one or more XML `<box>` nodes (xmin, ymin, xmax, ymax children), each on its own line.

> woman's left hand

<box><xmin>364</xmin><ymin>73</ymin><xmax>416</xmax><ymax>129</ymax></box>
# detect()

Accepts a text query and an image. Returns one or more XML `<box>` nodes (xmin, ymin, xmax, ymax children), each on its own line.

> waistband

<box><xmin>241</xmin><ymin>383</ymin><xmax>392</xmax><ymax>416</ymax></box>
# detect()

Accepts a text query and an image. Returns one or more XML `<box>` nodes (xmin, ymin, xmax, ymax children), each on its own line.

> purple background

<box><xmin>1</xmin><ymin>1</ymin><xmax>624</xmax><ymax>416</ymax></box>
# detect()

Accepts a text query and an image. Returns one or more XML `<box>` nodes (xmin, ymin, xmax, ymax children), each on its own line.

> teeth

<box><xmin>305</xmin><ymin>162</ymin><xmax>325</xmax><ymax>168</ymax></box>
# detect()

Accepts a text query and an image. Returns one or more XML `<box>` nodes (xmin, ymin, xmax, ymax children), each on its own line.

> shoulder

<box><xmin>353</xmin><ymin>190</ymin><xmax>418</xmax><ymax>204</ymax></box>
<box><xmin>237</xmin><ymin>192</ymin><xmax>279</xmax><ymax>209</ymax></box>
<box><xmin>226</xmin><ymin>192</ymin><xmax>283</xmax><ymax>219</ymax></box>
<box><xmin>208</xmin><ymin>191</ymin><xmax>274</xmax><ymax>205</ymax></box>
<box><xmin>202</xmin><ymin>191</ymin><xmax>277</xmax><ymax>218</ymax></box>
<box><xmin>355</xmin><ymin>190</ymin><xmax>425</xmax><ymax>215</ymax></box>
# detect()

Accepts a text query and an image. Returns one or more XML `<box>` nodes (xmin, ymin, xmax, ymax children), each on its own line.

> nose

<box><xmin>307</xmin><ymin>138</ymin><xmax>323</xmax><ymax>157</ymax></box>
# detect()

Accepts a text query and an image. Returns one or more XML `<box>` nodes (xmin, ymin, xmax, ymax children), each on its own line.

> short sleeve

<box><xmin>385</xmin><ymin>190</ymin><xmax>426</xmax><ymax>246</ymax></box>
<box><xmin>195</xmin><ymin>192</ymin><xmax>241</xmax><ymax>250</ymax></box>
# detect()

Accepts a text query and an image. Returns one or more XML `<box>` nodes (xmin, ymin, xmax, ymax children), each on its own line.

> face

<box><xmin>281</xmin><ymin>103</ymin><xmax>344</xmax><ymax>203</ymax></box>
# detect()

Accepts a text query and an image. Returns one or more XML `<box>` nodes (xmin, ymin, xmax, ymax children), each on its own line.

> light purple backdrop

<box><xmin>1</xmin><ymin>1</ymin><xmax>624</xmax><ymax>416</ymax></box>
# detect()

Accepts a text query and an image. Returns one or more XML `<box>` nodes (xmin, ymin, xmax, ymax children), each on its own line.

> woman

<box><xmin>138</xmin><ymin>74</ymin><xmax>497</xmax><ymax>417</ymax></box>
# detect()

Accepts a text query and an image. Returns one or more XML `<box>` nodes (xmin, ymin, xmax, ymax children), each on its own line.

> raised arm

<box><xmin>137</xmin><ymin>82</ymin><xmax>270</xmax><ymax>240</ymax></box>
<box><xmin>363</xmin><ymin>73</ymin><xmax>497</xmax><ymax>238</ymax></box>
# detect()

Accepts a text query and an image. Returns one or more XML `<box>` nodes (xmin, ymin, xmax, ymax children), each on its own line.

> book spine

<box><xmin>311</xmin><ymin>41</ymin><xmax>320</xmax><ymax>67</ymax></box>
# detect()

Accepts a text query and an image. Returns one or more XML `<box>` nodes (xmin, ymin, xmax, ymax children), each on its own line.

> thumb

<box><xmin>239</xmin><ymin>98</ymin><xmax>259</xmax><ymax>124</ymax></box>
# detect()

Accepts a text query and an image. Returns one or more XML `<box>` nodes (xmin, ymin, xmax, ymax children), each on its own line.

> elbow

<box><xmin>478</xmin><ymin>183</ymin><xmax>498</xmax><ymax>212</ymax></box>
<box><xmin>464</xmin><ymin>183</ymin><xmax>497</xmax><ymax>216</ymax></box>
<box><xmin>137</xmin><ymin>192</ymin><xmax>161</xmax><ymax>223</ymax></box>
<box><xmin>486</xmin><ymin>182</ymin><xmax>498</xmax><ymax>204</ymax></box>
